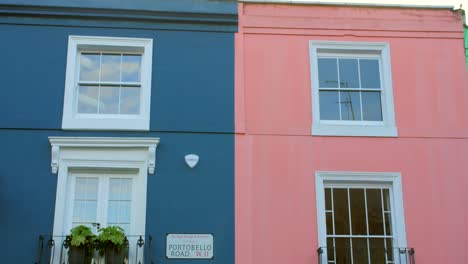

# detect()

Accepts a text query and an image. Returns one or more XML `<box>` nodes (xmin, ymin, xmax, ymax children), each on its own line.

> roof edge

<box><xmin>238</xmin><ymin>0</ymin><xmax>454</xmax><ymax>10</ymax></box>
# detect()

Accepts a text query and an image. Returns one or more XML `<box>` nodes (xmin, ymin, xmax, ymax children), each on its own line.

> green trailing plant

<box><xmin>96</xmin><ymin>226</ymin><xmax>127</xmax><ymax>255</ymax></box>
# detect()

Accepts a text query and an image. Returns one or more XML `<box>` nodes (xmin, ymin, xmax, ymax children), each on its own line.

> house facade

<box><xmin>0</xmin><ymin>0</ymin><xmax>237</xmax><ymax>263</ymax></box>
<box><xmin>235</xmin><ymin>1</ymin><xmax>468</xmax><ymax>264</ymax></box>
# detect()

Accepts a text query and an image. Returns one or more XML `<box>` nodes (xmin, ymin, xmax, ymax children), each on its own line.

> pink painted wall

<box><xmin>235</xmin><ymin>3</ymin><xmax>468</xmax><ymax>264</ymax></box>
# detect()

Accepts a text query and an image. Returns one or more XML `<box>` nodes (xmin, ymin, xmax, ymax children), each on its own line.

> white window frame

<box><xmin>310</xmin><ymin>41</ymin><xmax>397</xmax><ymax>137</ymax></box>
<box><xmin>315</xmin><ymin>171</ymin><xmax>407</xmax><ymax>264</ymax></box>
<box><xmin>62</xmin><ymin>36</ymin><xmax>153</xmax><ymax>131</ymax></box>
<box><xmin>49</xmin><ymin>137</ymin><xmax>159</xmax><ymax>264</ymax></box>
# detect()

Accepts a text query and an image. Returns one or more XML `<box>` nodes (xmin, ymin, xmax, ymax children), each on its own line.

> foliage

<box><xmin>68</xmin><ymin>225</ymin><xmax>96</xmax><ymax>249</ymax></box>
<box><xmin>95</xmin><ymin>226</ymin><xmax>127</xmax><ymax>255</ymax></box>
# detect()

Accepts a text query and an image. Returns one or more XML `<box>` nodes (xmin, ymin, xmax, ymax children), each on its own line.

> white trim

<box><xmin>315</xmin><ymin>171</ymin><xmax>407</xmax><ymax>264</ymax></box>
<box><xmin>49</xmin><ymin>137</ymin><xmax>159</xmax><ymax>264</ymax></box>
<box><xmin>309</xmin><ymin>41</ymin><xmax>397</xmax><ymax>137</ymax></box>
<box><xmin>62</xmin><ymin>35</ymin><xmax>153</xmax><ymax>131</ymax></box>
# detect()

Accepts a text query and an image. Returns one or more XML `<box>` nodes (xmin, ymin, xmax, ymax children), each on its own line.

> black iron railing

<box><xmin>35</xmin><ymin>235</ymin><xmax>154</xmax><ymax>264</ymax></box>
<box><xmin>317</xmin><ymin>247</ymin><xmax>415</xmax><ymax>264</ymax></box>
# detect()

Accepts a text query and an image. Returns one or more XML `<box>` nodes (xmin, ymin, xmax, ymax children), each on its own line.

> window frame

<box><xmin>309</xmin><ymin>41</ymin><xmax>397</xmax><ymax>137</ymax></box>
<box><xmin>315</xmin><ymin>171</ymin><xmax>407</xmax><ymax>264</ymax></box>
<box><xmin>62</xmin><ymin>35</ymin><xmax>153</xmax><ymax>131</ymax></box>
<box><xmin>49</xmin><ymin>137</ymin><xmax>159</xmax><ymax>264</ymax></box>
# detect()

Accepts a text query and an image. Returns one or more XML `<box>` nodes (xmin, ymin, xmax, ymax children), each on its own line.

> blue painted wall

<box><xmin>0</xmin><ymin>1</ymin><xmax>236</xmax><ymax>263</ymax></box>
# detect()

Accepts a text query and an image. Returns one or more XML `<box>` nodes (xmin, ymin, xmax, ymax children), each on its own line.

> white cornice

<box><xmin>48</xmin><ymin>137</ymin><xmax>160</xmax><ymax>174</ymax></box>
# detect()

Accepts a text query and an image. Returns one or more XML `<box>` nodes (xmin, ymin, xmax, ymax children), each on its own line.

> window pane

<box><xmin>366</xmin><ymin>189</ymin><xmax>384</xmax><ymax>235</ymax></box>
<box><xmin>362</xmin><ymin>91</ymin><xmax>383</xmax><ymax>121</ymax></box>
<box><xmin>74</xmin><ymin>178</ymin><xmax>98</xmax><ymax>200</ymax></box>
<box><xmin>335</xmin><ymin>238</ymin><xmax>351</xmax><ymax>264</ymax></box>
<box><xmin>360</xmin><ymin>59</ymin><xmax>381</xmax><ymax>89</ymax></box>
<box><xmin>319</xmin><ymin>91</ymin><xmax>340</xmax><ymax>120</ymax></box>
<box><xmin>349</xmin><ymin>189</ymin><xmax>367</xmax><ymax>235</ymax></box>
<box><xmin>386</xmin><ymin>238</ymin><xmax>394</xmax><ymax>262</ymax></box>
<box><xmin>122</xmin><ymin>55</ymin><xmax>142</xmax><ymax>82</ymax></box>
<box><xmin>77</xmin><ymin>86</ymin><xmax>98</xmax><ymax>114</ymax></box>
<box><xmin>325</xmin><ymin>188</ymin><xmax>332</xmax><ymax>210</ymax></box>
<box><xmin>73</xmin><ymin>200</ymin><xmax>97</xmax><ymax>223</ymax></box>
<box><xmin>109</xmin><ymin>178</ymin><xmax>132</xmax><ymax>200</ymax></box>
<box><xmin>120</xmin><ymin>87</ymin><xmax>140</xmax><ymax>115</ymax></box>
<box><xmin>99</xmin><ymin>86</ymin><xmax>119</xmax><ymax>114</ymax></box>
<box><xmin>326</xmin><ymin>212</ymin><xmax>333</xmax><ymax>235</ymax></box>
<box><xmin>333</xmin><ymin>189</ymin><xmax>350</xmax><ymax>235</ymax></box>
<box><xmin>318</xmin><ymin>58</ymin><xmax>338</xmax><ymax>88</ymax></box>
<box><xmin>108</xmin><ymin>201</ymin><xmax>131</xmax><ymax>223</ymax></box>
<box><xmin>338</xmin><ymin>59</ymin><xmax>359</xmax><ymax>88</ymax></box>
<box><xmin>340</xmin><ymin>91</ymin><xmax>361</xmax><ymax>121</ymax></box>
<box><xmin>327</xmin><ymin>237</ymin><xmax>334</xmax><ymax>261</ymax></box>
<box><xmin>383</xmin><ymin>189</ymin><xmax>390</xmax><ymax>211</ymax></box>
<box><xmin>369</xmin><ymin>238</ymin><xmax>385</xmax><ymax>264</ymax></box>
<box><xmin>79</xmin><ymin>53</ymin><xmax>100</xmax><ymax>81</ymax></box>
<box><xmin>101</xmin><ymin>54</ymin><xmax>121</xmax><ymax>82</ymax></box>
<box><xmin>384</xmin><ymin>212</ymin><xmax>392</xmax><ymax>236</ymax></box>
<box><xmin>352</xmin><ymin>238</ymin><xmax>368</xmax><ymax>264</ymax></box>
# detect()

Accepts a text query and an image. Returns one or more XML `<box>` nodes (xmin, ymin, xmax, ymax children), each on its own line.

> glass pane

<box><xmin>362</xmin><ymin>91</ymin><xmax>383</xmax><ymax>121</ymax></box>
<box><xmin>120</xmin><ymin>87</ymin><xmax>140</xmax><ymax>115</ymax></box>
<box><xmin>338</xmin><ymin>59</ymin><xmax>359</xmax><ymax>88</ymax></box>
<box><xmin>74</xmin><ymin>178</ymin><xmax>98</xmax><ymax>200</ymax></box>
<box><xmin>340</xmin><ymin>91</ymin><xmax>361</xmax><ymax>121</ymax></box>
<box><xmin>386</xmin><ymin>238</ymin><xmax>394</xmax><ymax>262</ymax></box>
<box><xmin>325</xmin><ymin>188</ymin><xmax>332</xmax><ymax>210</ymax></box>
<box><xmin>109</xmin><ymin>178</ymin><xmax>132</xmax><ymax>200</ymax></box>
<box><xmin>319</xmin><ymin>91</ymin><xmax>340</xmax><ymax>120</ymax></box>
<box><xmin>352</xmin><ymin>238</ymin><xmax>368</xmax><ymax>264</ymax></box>
<box><xmin>326</xmin><ymin>212</ymin><xmax>333</xmax><ymax>235</ymax></box>
<box><xmin>349</xmin><ymin>189</ymin><xmax>367</xmax><ymax>235</ymax></box>
<box><xmin>327</xmin><ymin>237</ymin><xmax>334</xmax><ymax>261</ymax></box>
<box><xmin>107</xmin><ymin>201</ymin><xmax>131</xmax><ymax>224</ymax></box>
<box><xmin>369</xmin><ymin>238</ymin><xmax>385</xmax><ymax>264</ymax></box>
<box><xmin>360</xmin><ymin>59</ymin><xmax>381</xmax><ymax>89</ymax></box>
<box><xmin>318</xmin><ymin>58</ymin><xmax>338</xmax><ymax>88</ymax></box>
<box><xmin>383</xmin><ymin>189</ymin><xmax>390</xmax><ymax>211</ymax></box>
<box><xmin>335</xmin><ymin>238</ymin><xmax>351</xmax><ymax>264</ymax></box>
<box><xmin>79</xmin><ymin>53</ymin><xmax>100</xmax><ymax>81</ymax></box>
<box><xmin>122</xmin><ymin>55</ymin><xmax>142</xmax><ymax>82</ymax></box>
<box><xmin>333</xmin><ymin>188</ymin><xmax>350</xmax><ymax>235</ymax></box>
<box><xmin>366</xmin><ymin>189</ymin><xmax>384</xmax><ymax>235</ymax></box>
<box><xmin>77</xmin><ymin>86</ymin><xmax>99</xmax><ymax>114</ymax></box>
<box><xmin>99</xmin><ymin>86</ymin><xmax>119</xmax><ymax>114</ymax></box>
<box><xmin>73</xmin><ymin>200</ymin><xmax>97</xmax><ymax>223</ymax></box>
<box><xmin>101</xmin><ymin>54</ymin><xmax>121</xmax><ymax>82</ymax></box>
<box><xmin>384</xmin><ymin>212</ymin><xmax>392</xmax><ymax>235</ymax></box>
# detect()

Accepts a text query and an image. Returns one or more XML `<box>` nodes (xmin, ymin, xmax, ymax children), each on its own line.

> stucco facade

<box><xmin>0</xmin><ymin>1</ymin><xmax>237</xmax><ymax>263</ymax></box>
<box><xmin>235</xmin><ymin>2</ymin><xmax>468</xmax><ymax>264</ymax></box>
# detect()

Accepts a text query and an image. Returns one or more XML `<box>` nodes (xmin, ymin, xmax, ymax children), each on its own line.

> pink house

<box><xmin>235</xmin><ymin>2</ymin><xmax>468</xmax><ymax>264</ymax></box>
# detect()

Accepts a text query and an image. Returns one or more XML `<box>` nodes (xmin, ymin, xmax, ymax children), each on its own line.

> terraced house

<box><xmin>235</xmin><ymin>1</ymin><xmax>468</xmax><ymax>264</ymax></box>
<box><xmin>0</xmin><ymin>0</ymin><xmax>237</xmax><ymax>263</ymax></box>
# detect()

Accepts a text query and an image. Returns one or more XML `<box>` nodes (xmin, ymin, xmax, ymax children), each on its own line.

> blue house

<box><xmin>0</xmin><ymin>0</ymin><xmax>237</xmax><ymax>263</ymax></box>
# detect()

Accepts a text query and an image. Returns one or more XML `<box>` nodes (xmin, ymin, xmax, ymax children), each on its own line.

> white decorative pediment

<box><xmin>48</xmin><ymin>137</ymin><xmax>160</xmax><ymax>174</ymax></box>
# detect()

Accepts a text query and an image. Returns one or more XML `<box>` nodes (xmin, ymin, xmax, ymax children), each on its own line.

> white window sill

<box><xmin>312</xmin><ymin>123</ymin><xmax>398</xmax><ymax>137</ymax></box>
<box><xmin>62</xmin><ymin>117</ymin><xmax>149</xmax><ymax>131</ymax></box>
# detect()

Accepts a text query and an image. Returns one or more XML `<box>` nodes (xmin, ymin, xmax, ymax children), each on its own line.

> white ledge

<box><xmin>49</xmin><ymin>137</ymin><xmax>160</xmax><ymax>174</ymax></box>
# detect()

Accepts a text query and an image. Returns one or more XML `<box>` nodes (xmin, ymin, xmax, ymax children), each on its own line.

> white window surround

<box><xmin>48</xmin><ymin>136</ymin><xmax>159</xmax><ymax>264</ymax></box>
<box><xmin>310</xmin><ymin>41</ymin><xmax>397</xmax><ymax>137</ymax></box>
<box><xmin>315</xmin><ymin>171</ymin><xmax>407</xmax><ymax>263</ymax></box>
<box><xmin>62</xmin><ymin>35</ymin><xmax>153</xmax><ymax>131</ymax></box>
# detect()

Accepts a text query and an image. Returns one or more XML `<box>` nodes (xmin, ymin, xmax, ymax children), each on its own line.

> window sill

<box><xmin>312</xmin><ymin>123</ymin><xmax>398</xmax><ymax>137</ymax></box>
<box><xmin>62</xmin><ymin>117</ymin><xmax>149</xmax><ymax>131</ymax></box>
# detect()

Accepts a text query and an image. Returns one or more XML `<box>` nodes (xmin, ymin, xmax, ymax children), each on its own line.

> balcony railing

<box><xmin>35</xmin><ymin>235</ymin><xmax>154</xmax><ymax>264</ymax></box>
<box><xmin>317</xmin><ymin>247</ymin><xmax>415</xmax><ymax>264</ymax></box>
